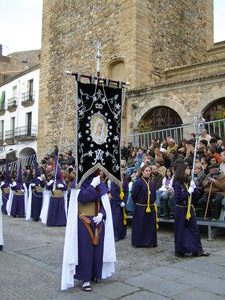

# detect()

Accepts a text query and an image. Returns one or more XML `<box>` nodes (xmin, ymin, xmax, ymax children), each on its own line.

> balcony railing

<box><xmin>127</xmin><ymin>119</ymin><xmax>225</xmax><ymax>148</ymax></box>
<box><xmin>7</xmin><ymin>97</ymin><xmax>18</xmax><ymax>112</ymax></box>
<box><xmin>15</xmin><ymin>125</ymin><xmax>37</xmax><ymax>141</ymax></box>
<box><xmin>21</xmin><ymin>91</ymin><xmax>35</xmax><ymax>107</ymax></box>
<box><xmin>4</xmin><ymin>130</ymin><xmax>15</xmax><ymax>144</ymax></box>
<box><xmin>0</xmin><ymin>105</ymin><xmax>6</xmax><ymax>116</ymax></box>
<box><xmin>0</xmin><ymin>153</ymin><xmax>37</xmax><ymax>170</ymax></box>
<box><xmin>4</xmin><ymin>125</ymin><xmax>37</xmax><ymax>143</ymax></box>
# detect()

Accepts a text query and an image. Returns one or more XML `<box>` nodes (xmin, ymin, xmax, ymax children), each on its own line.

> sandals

<box><xmin>200</xmin><ymin>253</ymin><xmax>210</xmax><ymax>257</ymax></box>
<box><xmin>82</xmin><ymin>281</ymin><xmax>92</xmax><ymax>292</ymax></box>
<box><xmin>174</xmin><ymin>252</ymin><xmax>186</xmax><ymax>258</ymax></box>
<box><xmin>193</xmin><ymin>251</ymin><xmax>210</xmax><ymax>257</ymax></box>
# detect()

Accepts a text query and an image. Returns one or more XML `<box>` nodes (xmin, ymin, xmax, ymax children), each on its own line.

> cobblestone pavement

<box><xmin>1</xmin><ymin>215</ymin><xmax>225</xmax><ymax>299</ymax></box>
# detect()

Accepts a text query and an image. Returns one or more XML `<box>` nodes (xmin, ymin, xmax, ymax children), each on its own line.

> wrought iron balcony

<box><xmin>0</xmin><ymin>105</ymin><xmax>6</xmax><ymax>116</ymax></box>
<box><xmin>21</xmin><ymin>91</ymin><xmax>35</xmax><ymax>107</ymax></box>
<box><xmin>4</xmin><ymin>125</ymin><xmax>37</xmax><ymax>144</ymax></box>
<box><xmin>4</xmin><ymin>130</ymin><xmax>15</xmax><ymax>144</ymax></box>
<box><xmin>15</xmin><ymin>125</ymin><xmax>37</xmax><ymax>141</ymax></box>
<box><xmin>7</xmin><ymin>97</ymin><xmax>18</xmax><ymax>112</ymax></box>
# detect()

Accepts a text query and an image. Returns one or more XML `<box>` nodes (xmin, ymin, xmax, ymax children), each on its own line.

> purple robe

<box><xmin>46</xmin><ymin>180</ymin><xmax>67</xmax><ymax>226</ymax></box>
<box><xmin>74</xmin><ymin>176</ymin><xmax>106</xmax><ymax>282</ymax></box>
<box><xmin>1</xmin><ymin>182</ymin><xmax>9</xmax><ymax>215</ymax></box>
<box><xmin>173</xmin><ymin>180</ymin><xmax>203</xmax><ymax>255</ymax></box>
<box><xmin>110</xmin><ymin>181</ymin><xmax>127</xmax><ymax>241</ymax></box>
<box><xmin>11</xmin><ymin>183</ymin><xmax>25</xmax><ymax>217</ymax></box>
<box><xmin>30</xmin><ymin>178</ymin><xmax>45</xmax><ymax>221</ymax></box>
<box><xmin>131</xmin><ymin>176</ymin><xmax>157</xmax><ymax>247</ymax></box>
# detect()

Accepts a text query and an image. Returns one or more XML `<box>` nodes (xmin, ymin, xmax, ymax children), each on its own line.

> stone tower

<box><xmin>38</xmin><ymin>0</ymin><xmax>213</xmax><ymax>158</ymax></box>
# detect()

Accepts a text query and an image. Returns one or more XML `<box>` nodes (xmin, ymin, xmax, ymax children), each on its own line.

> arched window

<box><xmin>203</xmin><ymin>97</ymin><xmax>225</xmax><ymax>121</ymax></box>
<box><xmin>139</xmin><ymin>106</ymin><xmax>183</xmax><ymax>131</ymax></box>
<box><xmin>108</xmin><ymin>60</ymin><xmax>126</xmax><ymax>82</ymax></box>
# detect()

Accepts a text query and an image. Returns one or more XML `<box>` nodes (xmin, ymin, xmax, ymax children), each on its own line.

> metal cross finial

<box><xmin>193</xmin><ymin>112</ymin><xmax>205</xmax><ymax>135</ymax></box>
<box><xmin>96</xmin><ymin>41</ymin><xmax>102</xmax><ymax>76</ymax></box>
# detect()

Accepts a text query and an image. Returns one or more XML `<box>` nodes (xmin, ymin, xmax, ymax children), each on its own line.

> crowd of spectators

<box><xmin>121</xmin><ymin>129</ymin><xmax>225</xmax><ymax>221</ymax></box>
<box><xmin>1</xmin><ymin>129</ymin><xmax>225</xmax><ymax>221</ymax></box>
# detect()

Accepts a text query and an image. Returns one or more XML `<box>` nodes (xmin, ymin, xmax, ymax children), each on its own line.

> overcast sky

<box><xmin>0</xmin><ymin>0</ymin><xmax>224</xmax><ymax>55</ymax></box>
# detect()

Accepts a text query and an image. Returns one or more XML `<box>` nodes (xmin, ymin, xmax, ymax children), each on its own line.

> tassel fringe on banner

<box><xmin>75</xmin><ymin>163</ymin><xmax>122</xmax><ymax>189</ymax></box>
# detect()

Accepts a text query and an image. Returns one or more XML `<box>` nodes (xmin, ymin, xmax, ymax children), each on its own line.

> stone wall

<box><xmin>38</xmin><ymin>0</ymin><xmax>214</xmax><ymax>158</ymax></box>
<box><xmin>0</xmin><ymin>50</ymin><xmax>40</xmax><ymax>84</ymax></box>
<box><xmin>135</xmin><ymin>0</ymin><xmax>213</xmax><ymax>85</ymax></box>
<box><xmin>38</xmin><ymin>0</ymin><xmax>137</xmax><ymax>158</ymax></box>
<box><xmin>129</xmin><ymin>75</ymin><xmax>225</xmax><ymax>131</ymax></box>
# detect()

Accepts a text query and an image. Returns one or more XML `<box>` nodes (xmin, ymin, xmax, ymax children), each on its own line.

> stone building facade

<box><xmin>0</xmin><ymin>47</ymin><xmax>40</xmax><ymax>84</ymax></box>
<box><xmin>38</xmin><ymin>0</ymin><xmax>225</xmax><ymax>157</ymax></box>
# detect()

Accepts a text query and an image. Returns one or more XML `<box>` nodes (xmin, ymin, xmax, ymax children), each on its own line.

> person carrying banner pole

<box><xmin>61</xmin><ymin>42</ymin><xmax>126</xmax><ymax>292</ymax></box>
<box><xmin>61</xmin><ymin>173</ymin><xmax>116</xmax><ymax>291</ymax></box>
<box><xmin>172</xmin><ymin>113</ymin><xmax>209</xmax><ymax>257</ymax></box>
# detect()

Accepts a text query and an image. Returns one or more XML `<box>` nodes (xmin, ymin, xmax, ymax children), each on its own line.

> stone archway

<box><xmin>138</xmin><ymin>105</ymin><xmax>183</xmax><ymax>131</ymax></box>
<box><xmin>19</xmin><ymin>147</ymin><xmax>36</xmax><ymax>159</ymax></box>
<box><xmin>133</xmin><ymin>98</ymin><xmax>190</xmax><ymax>130</ymax></box>
<box><xmin>195</xmin><ymin>86</ymin><xmax>225</xmax><ymax>113</ymax></box>
<box><xmin>202</xmin><ymin>97</ymin><xmax>225</xmax><ymax>121</ymax></box>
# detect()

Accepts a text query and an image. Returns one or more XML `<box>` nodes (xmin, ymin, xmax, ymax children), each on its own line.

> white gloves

<box><xmin>188</xmin><ymin>186</ymin><xmax>194</xmax><ymax>194</ymax></box>
<box><xmin>0</xmin><ymin>181</ymin><xmax>5</xmax><ymax>187</ymax></box>
<box><xmin>120</xmin><ymin>201</ymin><xmax>125</xmax><ymax>207</ymax></box>
<box><xmin>11</xmin><ymin>182</ymin><xmax>16</xmax><ymax>187</ymax></box>
<box><xmin>93</xmin><ymin>213</ymin><xmax>103</xmax><ymax>225</ymax></box>
<box><xmin>91</xmin><ymin>175</ymin><xmax>101</xmax><ymax>188</ymax></box>
<box><xmin>21</xmin><ymin>189</ymin><xmax>25</xmax><ymax>193</ymax></box>
<box><xmin>30</xmin><ymin>183</ymin><xmax>35</xmax><ymax>187</ymax></box>
<box><xmin>209</xmin><ymin>177</ymin><xmax>216</xmax><ymax>183</ymax></box>
<box><xmin>57</xmin><ymin>183</ymin><xmax>64</xmax><ymax>188</ymax></box>
<box><xmin>37</xmin><ymin>176</ymin><xmax>43</xmax><ymax>181</ymax></box>
<box><xmin>47</xmin><ymin>179</ymin><xmax>54</xmax><ymax>186</ymax></box>
<box><xmin>190</xmin><ymin>180</ymin><xmax>196</xmax><ymax>189</ymax></box>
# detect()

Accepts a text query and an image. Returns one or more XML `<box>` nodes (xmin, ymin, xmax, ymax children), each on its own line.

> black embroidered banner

<box><xmin>76</xmin><ymin>81</ymin><xmax>123</xmax><ymax>186</ymax></box>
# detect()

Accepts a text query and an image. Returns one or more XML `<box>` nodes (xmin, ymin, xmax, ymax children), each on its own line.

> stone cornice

<box><xmin>164</xmin><ymin>58</ymin><xmax>225</xmax><ymax>73</ymax></box>
<box><xmin>127</xmin><ymin>71</ymin><xmax>225</xmax><ymax>96</ymax></box>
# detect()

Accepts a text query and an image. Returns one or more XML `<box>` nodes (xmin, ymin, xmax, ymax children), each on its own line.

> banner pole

<box><xmin>96</xmin><ymin>41</ymin><xmax>102</xmax><ymax>84</ymax></box>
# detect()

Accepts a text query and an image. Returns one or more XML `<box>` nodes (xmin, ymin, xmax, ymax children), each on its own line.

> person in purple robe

<box><xmin>74</xmin><ymin>174</ymin><xmax>108</xmax><ymax>291</ymax></box>
<box><xmin>131</xmin><ymin>164</ymin><xmax>158</xmax><ymax>247</ymax></box>
<box><xmin>0</xmin><ymin>186</ymin><xmax>3</xmax><ymax>250</ymax></box>
<box><xmin>108</xmin><ymin>174</ymin><xmax>128</xmax><ymax>242</ymax></box>
<box><xmin>173</xmin><ymin>161</ymin><xmax>209</xmax><ymax>257</ymax></box>
<box><xmin>61</xmin><ymin>172</ymin><xmax>116</xmax><ymax>292</ymax></box>
<box><xmin>0</xmin><ymin>161</ymin><xmax>10</xmax><ymax>215</ymax></box>
<box><xmin>8</xmin><ymin>162</ymin><xmax>28</xmax><ymax>217</ymax></box>
<box><xmin>46</xmin><ymin>162</ymin><xmax>67</xmax><ymax>227</ymax></box>
<box><xmin>27</xmin><ymin>160</ymin><xmax>45</xmax><ymax>221</ymax></box>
